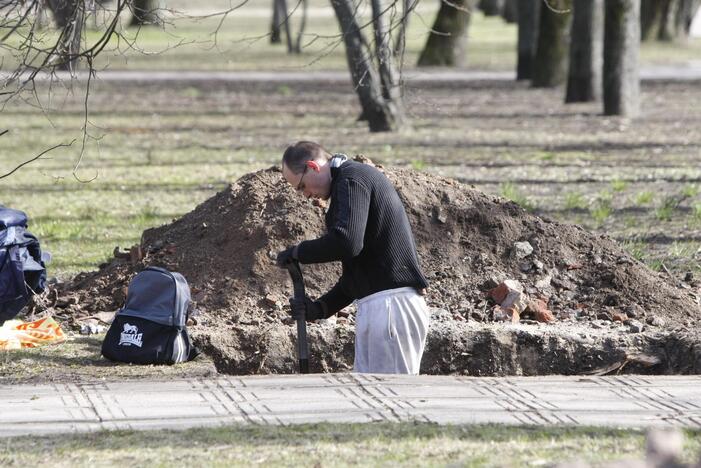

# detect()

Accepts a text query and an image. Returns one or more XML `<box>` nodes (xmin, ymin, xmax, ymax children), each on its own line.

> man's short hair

<box><xmin>282</xmin><ymin>141</ymin><xmax>330</xmax><ymax>174</ymax></box>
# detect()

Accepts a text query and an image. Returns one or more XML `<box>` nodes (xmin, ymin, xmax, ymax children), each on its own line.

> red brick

<box><xmin>527</xmin><ymin>299</ymin><xmax>555</xmax><ymax>323</ymax></box>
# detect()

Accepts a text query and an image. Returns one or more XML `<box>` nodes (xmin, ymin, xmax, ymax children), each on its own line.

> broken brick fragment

<box><xmin>502</xmin><ymin>289</ymin><xmax>529</xmax><ymax>314</ymax></box>
<box><xmin>261</xmin><ymin>294</ymin><xmax>279</xmax><ymax>309</ymax></box>
<box><xmin>526</xmin><ymin>298</ymin><xmax>555</xmax><ymax>323</ymax></box>
<box><xmin>612</xmin><ymin>311</ymin><xmax>627</xmax><ymax>322</ymax></box>
<box><xmin>488</xmin><ymin>279</ymin><xmax>523</xmax><ymax>304</ymax></box>
<box><xmin>487</xmin><ymin>280</ymin><xmax>529</xmax><ymax>324</ymax></box>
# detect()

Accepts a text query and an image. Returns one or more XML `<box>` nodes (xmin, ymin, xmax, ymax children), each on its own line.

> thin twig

<box><xmin>0</xmin><ymin>140</ymin><xmax>75</xmax><ymax>180</ymax></box>
<box><xmin>72</xmin><ymin>56</ymin><xmax>97</xmax><ymax>183</ymax></box>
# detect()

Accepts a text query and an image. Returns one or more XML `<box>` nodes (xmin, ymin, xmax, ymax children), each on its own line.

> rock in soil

<box><xmin>45</xmin><ymin>166</ymin><xmax>701</xmax><ymax>375</ymax></box>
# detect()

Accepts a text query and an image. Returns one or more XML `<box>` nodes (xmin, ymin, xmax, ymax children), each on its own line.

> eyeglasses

<box><xmin>295</xmin><ymin>165</ymin><xmax>308</xmax><ymax>192</ymax></box>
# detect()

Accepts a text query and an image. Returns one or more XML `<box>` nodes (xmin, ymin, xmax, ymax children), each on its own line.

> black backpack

<box><xmin>102</xmin><ymin>267</ymin><xmax>199</xmax><ymax>365</ymax></box>
<box><xmin>0</xmin><ymin>206</ymin><xmax>47</xmax><ymax>326</ymax></box>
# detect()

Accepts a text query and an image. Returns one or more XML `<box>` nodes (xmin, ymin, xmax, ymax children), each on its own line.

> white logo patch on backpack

<box><xmin>119</xmin><ymin>323</ymin><xmax>143</xmax><ymax>347</ymax></box>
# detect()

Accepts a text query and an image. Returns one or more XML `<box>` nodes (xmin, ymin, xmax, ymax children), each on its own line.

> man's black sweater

<box><xmin>296</xmin><ymin>160</ymin><xmax>428</xmax><ymax>314</ymax></box>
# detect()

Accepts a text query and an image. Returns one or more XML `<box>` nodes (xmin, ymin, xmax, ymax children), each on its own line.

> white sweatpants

<box><xmin>353</xmin><ymin>287</ymin><xmax>430</xmax><ymax>375</ymax></box>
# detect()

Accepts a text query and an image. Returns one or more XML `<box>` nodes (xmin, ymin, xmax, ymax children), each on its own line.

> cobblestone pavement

<box><xmin>2</xmin><ymin>374</ymin><xmax>700</xmax><ymax>437</ymax></box>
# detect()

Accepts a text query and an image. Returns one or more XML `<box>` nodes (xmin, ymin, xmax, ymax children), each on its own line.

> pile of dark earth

<box><xmin>38</xmin><ymin>159</ymin><xmax>701</xmax><ymax>375</ymax></box>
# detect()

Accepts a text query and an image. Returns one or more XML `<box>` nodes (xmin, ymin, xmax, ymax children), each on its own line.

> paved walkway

<box><xmin>2</xmin><ymin>374</ymin><xmax>700</xmax><ymax>437</ymax></box>
<box><xmin>8</xmin><ymin>64</ymin><xmax>701</xmax><ymax>84</ymax></box>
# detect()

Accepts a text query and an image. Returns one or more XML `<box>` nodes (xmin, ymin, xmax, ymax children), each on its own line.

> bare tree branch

<box><xmin>0</xmin><ymin>0</ymin><xmax>417</xmax><ymax>183</ymax></box>
<box><xmin>0</xmin><ymin>139</ymin><xmax>75</xmax><ymax>180</ymax></box>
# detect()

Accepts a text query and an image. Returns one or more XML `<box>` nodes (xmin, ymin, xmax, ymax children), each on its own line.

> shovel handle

<box><xmin>286</xmin><ymin>260</ymin><xmax>309</xmax><ymax>374</ymax></box>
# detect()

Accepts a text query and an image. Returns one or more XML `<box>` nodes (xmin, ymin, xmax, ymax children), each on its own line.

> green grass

<box><xmin>276</xmin><ymin>85</ymin><xmax>294</xmax><ymax>97</ymax></box>
<box><xmin>564</xmin><ymin>191</ymin><xmax>587</xmax><ymax>210</ymax></box>
<box><xmin>0</xmin><ymin>5</ymin><xmax>521</xmax><ymax>73</ymax></box>
<box><xmin>634</xmin><ymin>191</ymin><xmax>654</xmax><ymax>206</ymax></box>
<box><xmin>1</xmin><ymin>2</ymin><xmax>700</xmax><ymax>74</ymax></box>
<box><xmin>500</xmin><ymin>182</ymin><xmax>535</xmax><ymax>212</ymax></box>
<box><xmin>0</xmin><ymin>423</ymin><xmax>699</xmax><ymax>467</ymax></box>
<box><xmin>611</xmin><ymin>178</ymin><xmax>628</xmax><ymax>192</ymax></box>
<box><xmin>681</xmin><ymin>184</ymin><xmax>699</xmax><ymax>198</ymax></box>
<box><xmin>0</xmin><ymin>8</ymin><xmax>700</xmax><ymax>280</ymax></box>
<box><xmin>648</xmin><ymin>259</ymin><xmax>664</xmax><ymax>272</ymax></box>
<box><xmin>694</xmin><ymin>202</ymin><xmax>701</xmax><ymax>223</ymax></box>
<box><xmin>655</xmin><ymin>195</ymin><xmax>680</xmax><ymax>221</ymax></box>
<box><xmin>623</xmin><ymin>240</ymin><xmax>648</xmax><ymax>262</ymax></box>
<box><xmin>410</xmin><ymin>158</ymin><xmax>426</xmax><ymax>171</ymax></box>
<box><xmin>0</xmin><ymin>336</ymin><xmax>217</xmax><ymax>384</ymax></box>
<box><xmin>590</xmin><ymin>190</ymin><xmax>613</xmax><ymax>227</ymax></box>
<box><xmin>4</xmin><ymin>78</ymin><xmax>699</xmax><ymax>278</ymax></box>
<box><xmin>668</xmin><ymin>241</ymin><xmax>700</xmax><ymax>259</ymax></box>
<box><xmin>655</xmin><ymin>206</ymin><xmax>675</xmax><ymax>222</ymax></box>
<box><xmin>623</xmin><ymin>215</ymin><xmax>639</xmax><ymax>229</ymax></box>
<box><xmin>641</xmin><ymin>36</ymin><xmax>701</xmax><ymax>65</ymax></box>
<box><xmin>0</xmin><ymin>95</ymin><xmax>282</xmax><ymax>277</ymax></box>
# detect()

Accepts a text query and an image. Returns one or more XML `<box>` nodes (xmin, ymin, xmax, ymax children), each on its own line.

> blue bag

<box><xmin>0</xmin><ymin>206</ymin><xmax>47</xmax><ymax>325</ymax></box>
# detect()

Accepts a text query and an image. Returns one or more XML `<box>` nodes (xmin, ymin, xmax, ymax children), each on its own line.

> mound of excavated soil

<box><xmin>47</xmin><ymin>163</ymin><xmax>701</xmax><ymax>375</ymax></box>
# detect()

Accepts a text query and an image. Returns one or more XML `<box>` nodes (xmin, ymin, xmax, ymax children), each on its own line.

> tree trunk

<box><xmin>502</xmin><ymin>0</ymin><xmax>518</xmax><ymax>23</ymax></box>
<box><xmin>275</xmin><ymin>0</ymin><xmax>306</xmax><ymax>53</ymax></box>
<box><xmin>479</xmin><ymin>0</ymin><xmax>504</xmax><ymax>16</ymax></box>
<box><xmin>417</xmin><ymin>0</ymin><xmax>473</xmax><ymax>67</ymax></box>
<box><xmin>531</xmin><ymin>0</ymin><xmax>571</xmax><ymax>88</ymax></box>
<box><xmin>271</xmin><ymin>0</ymin><xmax>282</xmax><ymax>43</ymax></box>
<box><xmin>641</xmin><ymin>0</ymin><xmax>699</xmax><ymax>41</ymax></box>
<box><xmin>658</xmin><ymin>0</ymin><xmax>679</xmax><ymax>40</ymax></box>
<box><xmin>278</xmin><ymin>0</ymin><xmax>295</xmax><ymax>53</ymax></box>
<box><xmin>36</xmin><ymin>0</ymin><xmax>50</xmax><ymax>29</ymax></box>
<box><xmin>675</xmin><ymin>0</ymin><xmax>701</xmax><ymax>39</ymax></box>
<box><xmin>565</xmin><ymin>0</ymin><xmax>603</xmax><ymax>102</ymax></box>
<box><xmin>331</xmin><ymin>0</ymin><xmax>404</xmax><ymax>132</ymax></box>
<box><xmin>130</xmin><ymin>0</ymin><xmax>161</xmax><ymax>27</ymax></box>
<box><xmin>64</xmin><ymin>2</ymin><xmax>84</xmax><ymax>72</ymax></box>
<box><xmin>371</xmin><ymin>0</ymin><xmax>405</xmax><ymax>127</ymax></box>
<box><xmin>394</xmin><ymin>0</ymin><xmax>414</xmax><ymax>57</ymax></box>
<box><xmin>603</xmin><ymin>0</ymin><xmax>640</xmax><ymax>117</ymax></box>
<box><xmin>46</xmin><ymin>0</ymin><xmax>84</xmax><ymax>71</ymax></box>
<box><xmin>293</xmin><ymin>0</ymin><xmax>308</xmax><ymax>53</ymax></box>
<box><xmin>516</xmin><ymin>0</ymin><xmax>540</xmax><ymax>80</ymax></box>
<box><xmin>47</xmin><ymin>0</ymin><xmax>75</xmax><ymax>27</ymax></box>
<box><xmin>640</xmin><ymin>0</ymin><xmax>665</xmax><ymax>40</ymax></box>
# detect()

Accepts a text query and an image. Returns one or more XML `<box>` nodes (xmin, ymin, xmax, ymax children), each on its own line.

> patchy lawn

<box><xmin>1</xmin><ymin>423</ymin><xmax>700</xmax><ymax>467</ymax></box>
<box><xmin>0</xmin><ymin>78</ymin><xmax>699</xmax><ymax>280</ymax></box>
<box><xmin>0</xmin><ymin>335</ymin><xmax>216</xmax><ymax>384</ymax></box>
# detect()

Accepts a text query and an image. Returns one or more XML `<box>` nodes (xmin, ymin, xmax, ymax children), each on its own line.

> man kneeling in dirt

<box><xmin>276</xmin><ymin>141</ymin><xmax>430</xmax><ymax>374</ymax></box>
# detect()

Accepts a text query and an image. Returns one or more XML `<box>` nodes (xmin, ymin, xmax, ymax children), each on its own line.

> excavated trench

<box><xmin>51</xmin><ymin>164</ymin><xmax>701</xmax><ymax>376</ymax></box>
<box><xmin>193</xmin><ymin>318</ymin><xmax>701</xmax><ymax>376</ymax></box>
